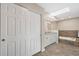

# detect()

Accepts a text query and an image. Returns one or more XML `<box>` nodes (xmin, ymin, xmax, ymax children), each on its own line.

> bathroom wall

<box><xmin>44</xmin><ymin>21</ymin><xmax>58</xmax><ymax>32</ymax></box>
<box><xmin>58</xmin><ymin>18</ymin><xmax>79</xmax><ymax>30</ymax></box>
<box><xmin>51</xmin><ymin>21</ymin><xmax>58</xmax><ymax>31</ymax></box>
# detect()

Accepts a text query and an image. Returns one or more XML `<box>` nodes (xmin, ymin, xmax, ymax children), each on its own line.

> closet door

<box><xmin>30</xmin><ymin>12</ymin><xmax>41</xmax><ymax>55</ymax></box>
<box><xmin>15</xmin><ymin>5</ymin><xmax>31</xmax><ymax>56</ymax></box>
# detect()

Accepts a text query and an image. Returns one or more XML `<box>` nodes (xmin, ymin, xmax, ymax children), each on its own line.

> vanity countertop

<box><xmin>45</xmin><ymin>30</ymin><xmax>58</xmax><ymax>35</ymax></box>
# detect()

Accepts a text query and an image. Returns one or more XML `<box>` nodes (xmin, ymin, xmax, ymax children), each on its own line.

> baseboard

<box><xmin>41</xmin><ymin>48</ymin><xmax>45</xmax><ymax>52</ymax></box>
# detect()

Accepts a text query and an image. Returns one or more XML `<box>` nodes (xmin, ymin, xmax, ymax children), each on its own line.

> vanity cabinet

<box><xmin>44</xmin><ymin>32</ymin><xmax>58</xmax><ymax>47</ymax></box>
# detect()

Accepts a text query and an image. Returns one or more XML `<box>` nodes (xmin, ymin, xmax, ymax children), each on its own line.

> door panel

<box><xmin>1</xmin><ymin>42</ymin><xmax>7</xmax><ymax>56</ymax></box>
<box><xmin>7</xmin><ymin>16</ymin><xmax>16</xmax><ymax>36</ymax></box>
<box><xmin>7</xmin><ymin>42</ymin><xmax>16</xmax><ymax>56</ymax></box>
<box><xmin>20</xmin><ymin>40</ymin><xmax>26</xmax><ymax>56</ymax></box>
<box><xmin>16</xmin><ymin>40</ymin><xmax>20</xmax><ymax>56</ymax></box>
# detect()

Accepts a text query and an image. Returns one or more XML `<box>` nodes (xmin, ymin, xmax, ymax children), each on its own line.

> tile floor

<box><xmin>34</xmin><ymin>42</ymin><xmax>79</xmax><ymax>56</ymax></box>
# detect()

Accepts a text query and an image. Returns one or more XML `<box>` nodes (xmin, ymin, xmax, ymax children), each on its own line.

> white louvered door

<box><xmin>0</xmin><ymin>3</ymin><xmax>41</xmax><ymax>56</ymax></box>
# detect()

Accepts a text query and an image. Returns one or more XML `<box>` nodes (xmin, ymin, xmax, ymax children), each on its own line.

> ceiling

<box><xmin>37</xmin><ymin>3</ymin><xmax>79</xmax><ymax>21</ymax></box>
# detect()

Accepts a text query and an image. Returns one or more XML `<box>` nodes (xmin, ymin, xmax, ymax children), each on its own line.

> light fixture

<box><xmin>49</xmin><ymin>7</ymin><xmax>70</xmax><ymax>17</ymax></box>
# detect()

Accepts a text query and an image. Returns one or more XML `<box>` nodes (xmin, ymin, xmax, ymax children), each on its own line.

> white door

<box><xmin>15</xmin><ymin>4</ymin><xmax>31</xmax><ymax>56</ymax></box>
<box><xmin>0</xmin><ymin>3</ymin><xmax>41</xmax><ymax>56</ymax></box>
<box><xmin>1</xmin><ymin>4</ymin><xmax>17</xmax><ymax>56</ymax></box>
<box><xmin>30</xmin><ymin>12</ymin><xmax>41</xmax><ymax>55</ymax></box>
<box><xmin>0</xmin><ymin>3</ymin><xmax>29</xmax><ymax>56</ymax></box>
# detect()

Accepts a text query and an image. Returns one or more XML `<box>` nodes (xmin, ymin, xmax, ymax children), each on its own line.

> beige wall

<box><xmin>45</xmin><ymin>21</ymin><xmax>58</xmax><ymax>32</ymax></box>
<box><xmin>58</xmin><ymin>18</ymin><xmax>79</xmax><ymax>30</ymax></box>
<box><xmin>45</xmin><ymin>18</ymin><xmax>79</xmax><ymax>32</ymax></box>
<box><xmin>51</xmin><ymin>21</ymin><xmax>58</xmax><ymax>31</ymax></box>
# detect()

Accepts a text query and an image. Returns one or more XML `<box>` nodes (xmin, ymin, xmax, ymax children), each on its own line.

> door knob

<box><xmin>2</xmin><ymin>39</ymin><xmax>5</xmax><ymax>41</ymax></box>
